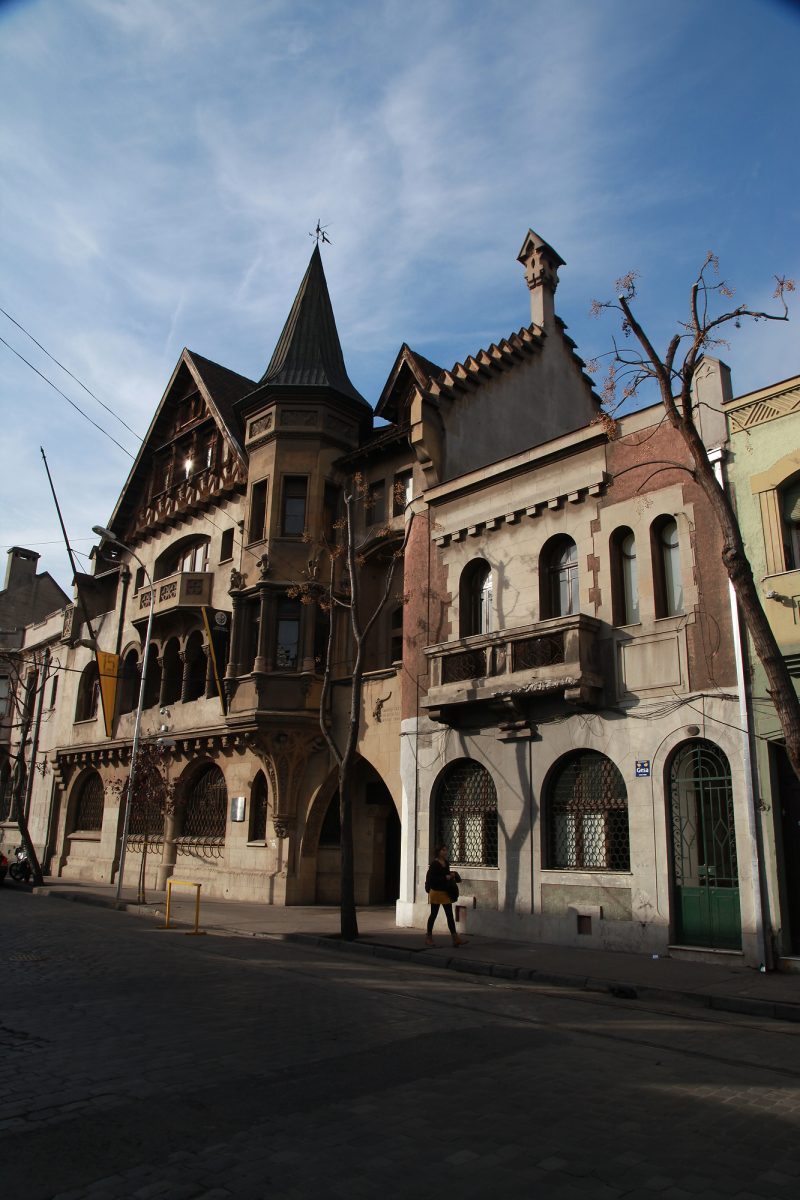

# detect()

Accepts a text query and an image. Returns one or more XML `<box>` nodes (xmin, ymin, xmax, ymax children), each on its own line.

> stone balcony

<box><xmin>423</xmin><ymin>613</ymin><xmax>603</xmax><ymax>726</ymax></box>
<box><xmin>134</xmin><ymin>571</ymin><xmax>213</xmax><ymax>619</ymax></box>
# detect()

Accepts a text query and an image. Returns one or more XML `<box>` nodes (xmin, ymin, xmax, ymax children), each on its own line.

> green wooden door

<box><xmin>669</xmin><ymin>740</ymin><xmax>741</xmax><ymax>950</ymax></box>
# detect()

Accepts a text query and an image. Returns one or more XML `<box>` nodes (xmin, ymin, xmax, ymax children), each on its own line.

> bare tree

<box><xmin>291</xmin><ymin>475</ymin><xmax>413</xmax><ymax>940</ymax></box>
<box><xmin>0</xmin><ymin>646</ymin><xmax>51</xmax><ymax>885</ymax></box>
<box><xmin>592</xmin><ymin>255</ymin><xmax>800</xmax><ymax>779</ymax></box>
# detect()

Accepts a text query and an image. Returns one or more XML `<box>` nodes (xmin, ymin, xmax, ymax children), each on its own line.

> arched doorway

<box><xmin>668</xmin><ymin>739</ymin><xmax>741</xmax><ymax>950</ymax></box>
<box><xmin>312</xmin><ymin>761</ymin><xmax>400</xmax><ymax>905</ymax></box>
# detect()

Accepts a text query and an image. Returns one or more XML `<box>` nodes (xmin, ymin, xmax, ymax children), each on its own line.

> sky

<box><xmin>1</xmin><ymin>0</ymin><xmax>798</xmax><ymax>594</ymax></box>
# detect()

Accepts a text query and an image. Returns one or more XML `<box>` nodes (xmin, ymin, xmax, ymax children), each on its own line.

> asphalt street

<box><xmin>3</xmin><ymin>888</ymin><xmax>800</xmax><ymax>1200</ymax></box>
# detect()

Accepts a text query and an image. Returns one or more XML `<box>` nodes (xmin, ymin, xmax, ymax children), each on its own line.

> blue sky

<box><xmin>1</xmin><ymin>0</ymin><xmax>798</xmax><ymax>592</ymax></box>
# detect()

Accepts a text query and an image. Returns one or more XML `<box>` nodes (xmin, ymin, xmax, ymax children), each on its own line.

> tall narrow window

<box><xmin>249</xmin><ymin>772</ymin><xmax>268</xmax><ymax>842</ymax></box>
<box><xmin>74</xmin><ymin>662</ymin><xmax>100</xmax><ymax>722</ymax></box>
<box><xmin>541</xmin><ymin>536</ymin><xmax>579</xmax><ymax>619</ymax></box>
<box><xmin>282</xmin><ymin>477</ymin><xmax>308</xmax><ymax>536</ymax></box>
<box><xmin>459</xmin><ymin>560</ymin><xmax>493</xmax><ymax>637</ymax></box>
<box><xmin>611</xmin><ymin>527</ymin><xmax>639</xmax><ymax>625</ymax></box>
<box><xmin>367</xmin><ymin>479</ymin><xmax>386</xmax><ymax>524</ymax></box>
<box><xmin>219</xmin><ymin>528</ymin><xmax>235</xmax><ymax>562</ymax></box>
<box><xmin>781</xmin><ymin>479</ymin><xmax>800</xmax><ymax>570</ymax></box>
<box><xmin>323</xmin><ymin>482</ymin><xmax>341</xmax><ymax>543</ymax></box>
<box><xmin>73</xmin><ymin>771</ymin><xmax>105</xmax><ymax>832</ymax></box>
<box><xmin>393</xmin><ymin>470</ymin><xmax>413</xmax><ymax>516</ymax></box>
<box><xmin>275</xmin><ymin>599</ymin><xmax>301</xmax><ymax>670</ymax></box>
<box><xmin>653</xmin><ymin>517</ymin><xmax>684</xmax><ymax>617</ymax></box>
<box><xmin>249</xmin><ymin>479</ymin><xmax>269</xmax><ymax>544</ymax></box>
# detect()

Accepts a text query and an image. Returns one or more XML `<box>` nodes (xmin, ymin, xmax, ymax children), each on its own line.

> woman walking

<box><xmin>425</xmin><ymin>844</ymin><xmax>464</xmax><ymax>947</ymax></box>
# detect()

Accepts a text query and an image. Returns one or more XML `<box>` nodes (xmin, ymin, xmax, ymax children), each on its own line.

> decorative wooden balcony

<box><xmin>135</xmin><ymin>571</ymin><xmax>213</xmax><ymax>618</ymax></box>
<box><xmin>423</xmin><ymin>613</ymin><xmax>603</xmax><ymax>724</ymax></box>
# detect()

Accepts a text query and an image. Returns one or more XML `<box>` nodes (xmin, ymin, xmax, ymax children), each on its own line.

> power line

<box><xmin>0</xmin><ymin>306</ymin><xmax>144</xmax><ymax>440</ymax></box>
<box><xmin>0</xmin><ymin>334</ymin><xmax>137</xmax><ymax>459</ymax></box>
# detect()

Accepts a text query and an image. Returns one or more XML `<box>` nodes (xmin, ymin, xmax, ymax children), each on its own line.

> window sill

<box><xmin>73</xmin><ymin>717</ymin><xmax>99</xmax><ymax>727</ymax></box>
<box><xmin>68</xmin><ymin>830</ymin><xmax>102</xmax><ymax>841</ymax></box>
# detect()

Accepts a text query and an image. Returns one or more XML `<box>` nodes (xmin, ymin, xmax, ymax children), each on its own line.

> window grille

<box><xmin>180</xmin><ymin>765</ymin><xmax>227</xmax><ymax>845</ymax></box>
<box><xmin>546</xmin><ymin>752</ymin><xmax>629</xmax><ymax>871</ymax></box>
<box><xmin>436</xmin><ymin>760</ymin><xmax>498</xmax><ymax>867</ymax></box>
<box><xmin>442</xmin><ymin>647</ymin><xmax>487</xmax><ymax>684</ymax></box>
<box><xmin>670</xmin><ymin>740</ymin><xmax>737</xmax><ymax>888</ymax></box>
<box><xmin>512</xmin><ymin>633</ymin><xmax>565</xmax><ymax>671</ymax></box>
<box><xmin>74</xmin><ymin>772</ymin><xmax>105</xmax><ymax>832</ymax></box>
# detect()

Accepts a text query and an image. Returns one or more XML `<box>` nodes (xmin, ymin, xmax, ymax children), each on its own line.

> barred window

<box><xmin>74</xmin><ymin>771</ymin><xmax>105</xmax><ymax>832</ymax></box>
<box><xmin>436</xmin><ymin>760</ymin><xmax>498</xmax><ymax>867</ymax></box>
<box><xmin>546</xmin><ymin>752</ymin><xmax>629</xmax><ymax>871</ymax></box>
<box><xmin>183</xmin><ymin>764</ymin><xmax>227</xmax><ymax>840</ymax></box>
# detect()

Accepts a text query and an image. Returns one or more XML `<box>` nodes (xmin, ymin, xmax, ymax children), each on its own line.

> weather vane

<box><xmin>310</xmin><ymin>219</ymin><xmax>332</xmax><ymax>246</ymax></box>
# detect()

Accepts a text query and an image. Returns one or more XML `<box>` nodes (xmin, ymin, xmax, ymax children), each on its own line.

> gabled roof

<box><xmin>256</xmin><ymin>245</ymin><xmax>369</xmax><ymax>409</ymax></box>
<box><xmin>375</xmin><ymin>343</ymin><xmax>443</xmax><ymax>423</ymax></box>
<box><xmin>105</xmin><ymin>349</ymin><xmax>256</xmax><ymax>540</ymax></box>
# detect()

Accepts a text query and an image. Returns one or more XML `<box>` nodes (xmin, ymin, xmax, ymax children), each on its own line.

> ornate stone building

<box><xmin>9</xmin><ymin>231</ymin><xmax>777</xmax><ymax>966</ymax></box>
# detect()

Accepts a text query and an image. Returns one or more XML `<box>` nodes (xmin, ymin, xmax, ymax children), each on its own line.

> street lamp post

<box><xmin>92</xmin><ymin>525</ymin><xmax>155</xmax><ymax>902</ymax></box>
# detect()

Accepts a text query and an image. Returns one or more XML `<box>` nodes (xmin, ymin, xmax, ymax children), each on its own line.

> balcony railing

<box><xmin>136</xmin><ymin>571</ymin><xmax>213</xmax><ymax>617</ymax></box>
<box><xmin>425</xmin><ymin>614</ymin><xmax>602</xmax><ymax>716</ymax></box>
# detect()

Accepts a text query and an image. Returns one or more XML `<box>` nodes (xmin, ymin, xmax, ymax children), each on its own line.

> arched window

<box><xmin>183</xmin><ymin>764</ymin><xmax>227</xmax><ymax>841</ymax></box>
<box><xmin>652</xmin><ymin>516</ymin><xmax>684</xmax><ymax>617</ymax></box>
<box><xmin>545</xmin><ymin>752</ymin><xmax>629</xmax><ymax>871</ymax></box>
<box><xmin>161</xmin><ymin>638</ymin><xmax>182</xmax><ymax>706</ymax></box>
<box><xmin>74</xmin><ymin>662</ymin><xmax>100</xmax><ymax>723</ymax></box>
<box><xmin>249</xmin><ymin>771</ymin><xmax>268</xmax><ymax>842</ymax></box>
<box><xmin>541</xmin><ymin>536</ymin><xmax>579</xmax><ymax>619</ymax></box>
<box><xmin>781</xmin><ymin>477</ymin><xmax>800</xmax><ymax>570</ymax></box>
<box><xmin>611</xmin><ymin>527</ymin><xmax>639</xmax><ymax>625</ymax></box>
<box><xmin>143</xmin><ymin>644</ymin><xmax>161</xmax><ymax>710</ymax></box>
<box><xmin>669</xmin><ymin>739</ymin><xmax>738</xmax><ymax>893</ymax></box>
<box><xmin>0</xmin><ymin>761</ymin><xmax>12</xmax><ymax>822</ymax></box>
<box><xmin>183</xmin><ymin>630</ymin><xmax>206</xmax><ymax>702</ymax></box>
<box><xmin>73</xmin><ymin>771</ymin><xmax>105</xmax><ymax>832</ymax></box>
<box><xmin>119</xmin><ymin>649</ymin><xmax>141</xmax><ymax>716</ymax></box>
<box><xmin>154</xmin><ymin>535</ymin><xmax>210</xmax><ymax>581</ymax></box>
<box><xmin>459</xmin><ymin>560</ymin><xmax>493</xmax><ymax>637</ymax></box>
<box><xmin>435</xmin><ymin>760</ymin><xmax>498</xmax><ymax>867</ymax></box>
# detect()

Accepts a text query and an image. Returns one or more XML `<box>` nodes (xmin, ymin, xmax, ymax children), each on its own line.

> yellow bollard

<box><xmin>164</xmin><ymin>878</ymin><xmax>206</xmax><ymax>935</ymax></box>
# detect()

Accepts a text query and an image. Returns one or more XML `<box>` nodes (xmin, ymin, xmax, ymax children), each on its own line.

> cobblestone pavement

<box><xmin>3</xmin><ymin>889</ymin><xmax>800</xmax><ymax>1200</ymax></box>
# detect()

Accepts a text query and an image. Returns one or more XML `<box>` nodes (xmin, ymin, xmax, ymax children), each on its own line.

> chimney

<box><xmin>693</xmin><ymin>356</ymin><xmax>733</xmax><ymax>449</ymax></box>
<box><xmin>517</xmin><ymin>229</ymin><xmax>565</xmax><ymax>332</ymax></box>
<box><xmin>4</xmin><ymin>546</ymin><xmax>40</xmax><ymax>591</ymax></box>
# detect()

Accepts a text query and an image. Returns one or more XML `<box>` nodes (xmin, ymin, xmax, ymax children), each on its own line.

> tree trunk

<box><xmin>11</xmin><ymin>670</ymin><xmax>45</xmax><ymax>886</ymax></box>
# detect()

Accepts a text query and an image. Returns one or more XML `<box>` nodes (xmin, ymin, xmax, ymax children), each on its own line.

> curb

<box><xmin>33</xmin><ymin>886</ymin><xmax>800</xmax><ymax>1026</ymax></box>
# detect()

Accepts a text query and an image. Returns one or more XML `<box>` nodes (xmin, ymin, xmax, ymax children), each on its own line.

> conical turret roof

<box><xmin>260</xmin><ymin>245</ymin><xmax>369</xmax><ymax>409</ymax></box>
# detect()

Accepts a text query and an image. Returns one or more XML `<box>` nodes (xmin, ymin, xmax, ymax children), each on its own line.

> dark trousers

<box><xmin>427</xmin><ymin>902</ymin><xmax>456</xmax><ymax>937</ymax></box>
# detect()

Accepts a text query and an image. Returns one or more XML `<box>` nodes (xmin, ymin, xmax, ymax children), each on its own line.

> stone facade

<box><xmin>5</xmin><ymin>230</ymin><xmax>780</xmax><ymax>966</ymax></box>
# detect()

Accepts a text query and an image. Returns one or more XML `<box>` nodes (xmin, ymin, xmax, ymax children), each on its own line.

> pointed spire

<box><xmin>260</xmin><ymin>245</ymin><xmax>369</xmax><ymax>408</ymax></box>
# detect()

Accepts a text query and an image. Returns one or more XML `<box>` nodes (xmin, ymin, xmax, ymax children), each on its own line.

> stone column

<box><xmin>253</xmin><ymin>585</ymin><xmax>271</xmax><ymax>675</ymax></box>
<box><xmin>226</xmin><ymin>591</ymin><xmax>246</xmax><ymax>681</ymax></box>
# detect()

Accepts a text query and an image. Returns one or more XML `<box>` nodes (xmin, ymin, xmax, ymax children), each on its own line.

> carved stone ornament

<box><xmin>249</xmin><ymin>413</ymin><xmax>274</xmax><ymax>439</ymax></box>
<box><xmin>229</xmin><ymin>567</ymin><xmax>247</xmax><ymax>592</ymax></box>
<box><xmin>272</xmin><ymin>816</ymin><xmax>291</xmax><ymax>839</ymax></box>
<box><xmin>256</xmin><ymin>553</ymin><xmax>271</xmax><ymax>580</ymax></box>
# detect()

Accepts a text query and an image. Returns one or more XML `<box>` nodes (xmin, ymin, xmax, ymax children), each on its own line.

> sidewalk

<box><xmin>29</xmin><ymin>877</ymin><xmax>800</xmax><ymax>1025</ymax></box>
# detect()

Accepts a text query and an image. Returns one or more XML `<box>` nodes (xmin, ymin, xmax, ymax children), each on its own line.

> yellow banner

<box><xmin>96</xmin><ymin>651</ymin><xmax>119</xmax><ymax>738</ymax></box>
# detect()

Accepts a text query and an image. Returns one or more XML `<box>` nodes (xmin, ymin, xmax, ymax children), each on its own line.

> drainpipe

<box><xmin>708</xmin><ymin>446</ymin><xmax>769</xmax><ymax>969</ymax></box>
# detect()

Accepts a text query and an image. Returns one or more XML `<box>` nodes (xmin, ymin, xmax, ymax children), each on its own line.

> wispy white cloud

<box><xmin>0</xmin><ymin>0</ymin><xmax>797</xmax><ymax>588</ymax></box>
